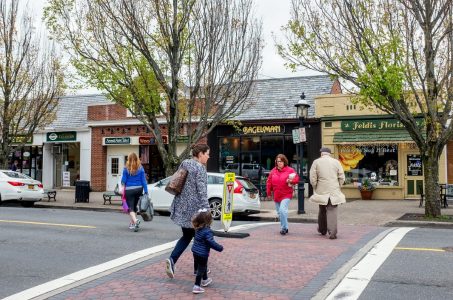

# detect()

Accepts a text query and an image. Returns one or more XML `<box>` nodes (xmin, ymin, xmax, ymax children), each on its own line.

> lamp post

<box><xmin>295</xmin><ymin>92</ymin><xmax>310</xmax><ymax>214</ymax></box>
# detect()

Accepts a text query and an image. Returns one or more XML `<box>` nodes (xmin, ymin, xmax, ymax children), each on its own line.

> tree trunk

<box><xmin>423</xmin><ymin>148</ymin><xmax>441</xmax><ymax>217</ymax></box>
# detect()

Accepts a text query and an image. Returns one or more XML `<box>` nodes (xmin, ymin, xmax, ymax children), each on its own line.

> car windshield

<box><xmin>236</xmin><ymin>177</ymin><xmax>258</xmax><ymax>191</ymax></box>
<box><xmin>2</xmin><ymin>171</ymin><xmax>32</xmax><ymax>180</ymax></box>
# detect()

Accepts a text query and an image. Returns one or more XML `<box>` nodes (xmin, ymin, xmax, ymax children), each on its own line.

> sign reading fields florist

<box><xmin>341</xmin><ymin>119</ymin><xmax>424</xmax><ymax>131</ymax></box>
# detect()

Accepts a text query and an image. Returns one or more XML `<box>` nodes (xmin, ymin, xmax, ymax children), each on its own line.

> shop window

<box><xmin>339</xmin><ymin>145</ymin><xmax>399</xmax><ymax>187</ymax></box>
<box><xmin>219</xmin><ymin>137</ymin><xmax>240</xmax><ymax>173</ymax></box>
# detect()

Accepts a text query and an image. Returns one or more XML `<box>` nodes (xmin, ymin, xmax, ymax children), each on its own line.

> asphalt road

<box><xmin>359</xmin><ymin>228</ymin><xmax>453</xmax><ymax>300</ymax></box>
<box><xmin>0</xmin><ymin>205</ymin><xmax>251</xmax><ymax>298</ymax></box>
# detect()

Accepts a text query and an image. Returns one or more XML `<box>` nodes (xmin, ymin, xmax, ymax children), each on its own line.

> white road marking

<box><xmin>326</xmin><ymin>227</ymin><xmax>415</xmax><ymax>300</ymax></box>
<box><xmin>3</xmin><ymin>222</ymin><xmax>273</xmax><ymax>300</ymax></box>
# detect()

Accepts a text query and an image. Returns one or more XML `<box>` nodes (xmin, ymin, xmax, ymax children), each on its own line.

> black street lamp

<box><xmin>295</xmin><ymin>92</ymin><xmax>310</xmax><ymax>214</ymax></box>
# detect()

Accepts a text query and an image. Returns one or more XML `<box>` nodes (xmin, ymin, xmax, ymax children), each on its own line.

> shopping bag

<box><xmin>121</xmin><ymin>186</ymin><xmax>129</xmax><ymax>213</ymax></box>
<box><xmin>137</xmin><ymin>194</ymin><xmax>154</xmax><ymax>221</ymax></box>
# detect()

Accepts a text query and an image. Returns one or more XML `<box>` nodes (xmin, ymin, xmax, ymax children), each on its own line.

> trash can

<box><xmin>75</xmin><ymin>180</ymin><xmax>90</xmax><ymax>203</ymax></box>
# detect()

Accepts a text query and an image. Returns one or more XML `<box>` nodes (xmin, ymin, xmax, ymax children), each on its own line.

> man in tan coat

<box><xmin>309</xmin><ymin>147</ymin><xmax>346</xmax><ymax>239</ymax></box>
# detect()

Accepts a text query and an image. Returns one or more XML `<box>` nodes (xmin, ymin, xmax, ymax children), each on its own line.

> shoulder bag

<box><xmin>137</xmin><ymin>194</ymin><xmax>154</xmax><ymax>222</ymax></box>
<box><xmin>165</xmin><ymin>167</ymin><xmax>188</xmax><ymax>196</ymax></box>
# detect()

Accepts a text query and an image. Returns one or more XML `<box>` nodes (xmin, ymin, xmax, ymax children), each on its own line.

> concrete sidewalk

<box><xmin>34</xmin><ymin>189</ymin><xmax>451</xmax><ymax>227</ymax></box>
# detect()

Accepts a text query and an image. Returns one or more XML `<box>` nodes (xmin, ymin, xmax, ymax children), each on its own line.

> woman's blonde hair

<box><xmin>126</xmin><ymin>152</ymin><xmax>141</xmax><ymax>175</ymax></box>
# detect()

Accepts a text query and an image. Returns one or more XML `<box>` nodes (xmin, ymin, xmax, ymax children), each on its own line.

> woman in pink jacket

<box><xmin>266</xmin><ymin>154</ymin><xmax>299</xmax><ymax>235</ymax></box>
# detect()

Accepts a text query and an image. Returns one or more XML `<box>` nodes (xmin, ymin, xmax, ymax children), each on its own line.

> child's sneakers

<box><xmin>201</xmin><ymin>278</ymin><xmax>212</xmax><ymax>287</ymax></box>
<box><xmin>128</xmin><ymin>223</ymin><xmax>134</xmax><ymax>230</ymax></box>
<box><xmin>192</xmin><ymin>285</ymin><xmax>205</xmax><ymax>294</ymax></box>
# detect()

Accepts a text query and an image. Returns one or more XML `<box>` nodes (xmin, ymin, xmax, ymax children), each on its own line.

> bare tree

<box><xmin>44</xmin><ymin>0</ymin><xmax>262</xmax><ymax>175</ymax></box>
<box><xmin>0</xmin><ymin>0</ymin><xmax>65</xmax><ymax>169</ymax></box>
<box><xmin>278</xmin><ymin>0</ymin><xmax>453</xmax><ymax>217</ymax></box>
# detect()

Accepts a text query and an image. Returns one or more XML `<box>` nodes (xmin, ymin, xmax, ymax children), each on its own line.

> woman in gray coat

<box><xmin>166</xmin><ymin>144</ymin><xmax>210</xmax><ymax>278</ymax></box>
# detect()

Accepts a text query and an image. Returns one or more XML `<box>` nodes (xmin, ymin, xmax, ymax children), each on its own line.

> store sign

<box><xmin>176</xmin><ymin>136</ymin><xmax>189</xmax><ymax>143</ymax></box>
<box><xmin>12</xmin><ymin>135</ymin><xmax>33</xmax><ymax>144</ymax></box>
<box><xmin>104</xmin><ymin>137</ymin><xmax>131</xmax><ymax>144</ymax></box>
<box><xmin>341</xmin><ymin>119</ymin><xmax>424</xmax><ymax>131</ymax></box>
<box><xmin>46</xmin><ymin>131</ymin><xmax>77</xmax><ymax>142</ymax></box>
<box><xmin>242</xmin><ymin>125</ymin><xmax>284</xmax><ymax>135</ymax></box>
<box><xmin>407</xmin><ymin>154</ymin><xmax>422</xmax><ymax>176</ymax></box>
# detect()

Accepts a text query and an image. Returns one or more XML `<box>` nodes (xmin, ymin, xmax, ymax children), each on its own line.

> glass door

<box><xmin>404</xmin><ymin>153</ymin><xmax>424</xmax><ymax>198</ymax></box>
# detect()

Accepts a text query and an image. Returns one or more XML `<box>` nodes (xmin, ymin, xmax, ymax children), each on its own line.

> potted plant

<box><xmin>358</xmin><ymin>178</ymin><xmax>376</xmax><ymax>200</ymax></box>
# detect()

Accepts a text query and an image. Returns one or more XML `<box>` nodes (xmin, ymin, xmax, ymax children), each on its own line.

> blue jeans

<box><xmin>275</xmin><ymin>198</ymin><xmax>290</xmax><ymax>230</ymax></box>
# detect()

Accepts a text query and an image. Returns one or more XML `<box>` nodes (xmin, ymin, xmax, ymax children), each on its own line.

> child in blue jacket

<box><xmin>191</xmin><ymin>209</ymin><xmax>223</xmax><ymax>294</ymax></box>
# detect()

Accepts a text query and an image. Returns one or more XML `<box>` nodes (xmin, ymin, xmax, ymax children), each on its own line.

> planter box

<box><xmin>360</xmin><ymin>190</ymin><xmax>373</xmax><ymax>200</ymax></box>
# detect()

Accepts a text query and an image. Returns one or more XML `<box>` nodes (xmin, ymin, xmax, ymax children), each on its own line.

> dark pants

<box><xmin>170</xmin><ymin>227</ymin><xmax>197</xmax><ymax>271</ymax></box>
<box><xmin>318</xmin><ymin>199</ymin><xmax>338</xmax><ymax>237</ymax></box>
<box><xmin>193</xmin><ymin>254</ymin><xmax>208</xmax><ymax>286</ymax></box>
<box><xmin>125</xmin><ymin>187</ymin><xmax>143</xmax><ymax>213</ymax></box>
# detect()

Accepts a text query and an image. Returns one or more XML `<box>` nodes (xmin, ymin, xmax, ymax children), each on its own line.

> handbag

<box><xmin>137</xmin><ymin>194</ymin><xmax>154</xmax><ymax>222</ymax></box>
<box><xmin>165</xmin><ymin>167</ymin><xmax>188</xmax><ymax>195</ymax></box>
<box><xmin>121</xmin><ymin>186</ymin><xmax>129</xmax><ymax>213</ymax></box>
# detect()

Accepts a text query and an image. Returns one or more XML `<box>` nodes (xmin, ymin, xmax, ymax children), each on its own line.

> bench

<box><xmin>419</xmin><ymin>184</ymin><xmax>449</xmax><ymax>208</ymax></box>
<box><xmin>103</xmin><ymin>191</ymin><xmax>122</xmax><ymax>205</ymax></box>
<box><xmin>43</xmin><ymin>189</ymin><xmax>57</xmax><ymax>202</ymax></box>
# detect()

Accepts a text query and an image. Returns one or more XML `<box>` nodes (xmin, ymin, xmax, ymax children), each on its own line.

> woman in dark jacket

<box><xmin>165</xmin><ymin>144</ymin><xmax>211</xmax><ymax>279</ymax></box>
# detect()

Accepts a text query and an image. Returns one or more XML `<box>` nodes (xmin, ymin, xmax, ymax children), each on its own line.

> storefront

<box><xmin>93</xmin><ymin>130</ymin><xmax>169</xmax><ymax>192</ymax></box>
<box><xmin>8</xmin><ymin>135</ymin><xmax>43</xmax><ymax>181</ymax></box>
<box><xmin>316</xmin><ymin>94</ymin><xmax>447</xmax><ymax>199</ymax></box>
<box><xmin>40</xmin><ymin>130</ymin><xmax>91</xmax><ymax>189</ymax></box>
<box><xmin>207</xmin><ymin>121</ymin><xmax>321</xmax><ymax>194</ymax></box>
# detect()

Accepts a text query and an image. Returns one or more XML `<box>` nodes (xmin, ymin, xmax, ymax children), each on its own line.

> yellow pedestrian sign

<box><xmin>221</xmin><ymin>172</ymin><xmax>235</xmax><ymax>232</ymax></box>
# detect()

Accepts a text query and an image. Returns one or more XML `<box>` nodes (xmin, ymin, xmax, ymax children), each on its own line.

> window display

<box><xmin>339</xmin><ymin>144</ymin><xmax>399</xmax><ymax>186</ymax></box>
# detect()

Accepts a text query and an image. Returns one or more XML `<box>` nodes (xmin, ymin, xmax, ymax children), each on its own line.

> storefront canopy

<box><xmin>333</xmin><ymin>131</ymin><xmax>415</xmax><ymax>144</ymax></box>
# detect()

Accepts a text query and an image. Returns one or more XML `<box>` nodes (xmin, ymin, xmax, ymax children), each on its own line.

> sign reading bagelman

<box><xmin>46</xmin><ymin>131</ymin><xmax>77</xmax><ymax>142</ymax></box>
<box><xmin>242</xmin><ymin>125</ymin><xmax>284</xmax><ymax>135</ymax></box>
<box><xmin>341</xmin><ymin>119</ymin><xmax>424</xmax><ymax>131</ymax></box>
<box><xmin>104</xmin><ymin>137</ymin><xmax>131</xmax><ymax>145</ymax></box>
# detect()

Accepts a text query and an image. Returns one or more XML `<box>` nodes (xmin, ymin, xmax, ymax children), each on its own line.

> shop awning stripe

<box><xmin>333</xmin><ymin>131</ymin><xmax>415</xmax><ymax>144</ymax></box>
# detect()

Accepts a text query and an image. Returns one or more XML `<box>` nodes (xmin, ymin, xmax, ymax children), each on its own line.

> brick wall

<box><xmin>88</xmin><ymin>104</ymin><xmax>128</xmax><ymax>121</ymax></box>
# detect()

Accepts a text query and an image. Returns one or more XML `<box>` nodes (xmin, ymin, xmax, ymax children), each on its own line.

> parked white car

<box><xmin>148</xmin><ymin>172</ymin><xmax>260</xmax><ymax>219</ymax></box>
<box><xmin>0</xmin><ymin>170</ymin><xmax>44</xmax><ymax>207</ymax></box>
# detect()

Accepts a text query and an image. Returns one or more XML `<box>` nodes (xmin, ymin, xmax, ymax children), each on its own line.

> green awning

<box><xmin>333</xmin><ymin>131</ymin><xmax>415</xmax><ymax>144</ymax></box>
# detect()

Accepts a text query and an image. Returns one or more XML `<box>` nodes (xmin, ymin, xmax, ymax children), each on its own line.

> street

<box><xmin>3</xmin><ymin>204</ymin><xmax>453</xmax><ymax>299</ymax></box>
<box><xmin>0</xmin><ymin>206</ymin><xmax>250</xmax><ymax>298</ymax></box>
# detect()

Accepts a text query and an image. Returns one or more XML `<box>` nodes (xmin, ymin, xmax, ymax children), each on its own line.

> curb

<box><xmin>34</xmin><ymin>203</ymin><xmax>120</xmax><ymax>213</ymax></box>
<box><xmin>385</xmin><ymin>220</ymin><xmax>453</xmax><ymax>229</ymax></box>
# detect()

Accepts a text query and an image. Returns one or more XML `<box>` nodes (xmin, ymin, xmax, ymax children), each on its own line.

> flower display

<box><xmin>339</xmin><ymin>147</ymin><xmax>365</xmax><ymax>171</ymax></box>
<box><xmin>358</xmin><ymin>178</ymin><xmax>376</xmax><ymax>191</ymax></box>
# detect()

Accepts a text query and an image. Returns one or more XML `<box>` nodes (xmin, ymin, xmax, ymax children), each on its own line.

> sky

<box><xmin>29</xmin><ymin>0</ymin><xmax>316</xmax><ymax>94</ymax></box>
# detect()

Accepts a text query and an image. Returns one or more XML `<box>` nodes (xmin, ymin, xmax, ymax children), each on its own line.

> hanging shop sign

<box><xmin>407</xmin><ymin>154</ymin><xmax>422</xmax><ymax>176</ymax></box>
<box><xmin>242</xmin><ymin>125</ymin><xmax>284</xmax><ymax>135</ymax></box>
<box><xmin>139</xmin><ymin>135</ymin><xmax>169</xmax><ymax>145</ymax></box>
<box><xmin>104</xmin><ymin>137</ymin><xmax>131</xmax><ymax>145</ymax></box>
<box><xmin>46</xmin><ymin>131</ymin><xmax>77</xmax><ymax>142</ymax></box>
<box><xmin>341</xmin><ymin>119</ymin><xmax>424</xmax><ymax>131</ymax></box>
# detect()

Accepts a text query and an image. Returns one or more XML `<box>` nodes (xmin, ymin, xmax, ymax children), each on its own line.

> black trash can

<box><xmin>75</xmin><ymin>180</ymin><xmax>90</xmax><ymax>203</ymax></box>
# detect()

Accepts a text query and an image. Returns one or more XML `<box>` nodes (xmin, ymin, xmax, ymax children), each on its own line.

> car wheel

<box><xmin>209</xmin><ymin>198</ymin><xmax>222</xmax><ymax>220</ymax></box>
<box><xmin>21</xmin><ymin>201</ymin><xmax>35</xmax><ymax>208</ymax></box>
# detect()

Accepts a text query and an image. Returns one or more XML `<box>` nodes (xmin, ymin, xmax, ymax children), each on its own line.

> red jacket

<box><xmin>266</xmin><ymin>166</ymin><xmax>299</xmax><ymax>202</ymax></box>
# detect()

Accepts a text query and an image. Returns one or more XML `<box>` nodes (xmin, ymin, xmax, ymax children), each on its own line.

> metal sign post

<box><xmin>221</xmin><ymin>172</ymin><xmax>235</xmax><ymax>232</ymax></box>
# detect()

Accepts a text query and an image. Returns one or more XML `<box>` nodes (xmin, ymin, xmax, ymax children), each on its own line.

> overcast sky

<box><xmin>29</xmin><ymin>0</ymin><xmax>316</xmax><ymax>94</ymax></box>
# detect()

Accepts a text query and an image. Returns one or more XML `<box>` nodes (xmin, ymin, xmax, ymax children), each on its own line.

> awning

<box><xmin>333</xmin><ymin>131</ymin><xmax>415</xmax><ymax>144</ymax></box>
